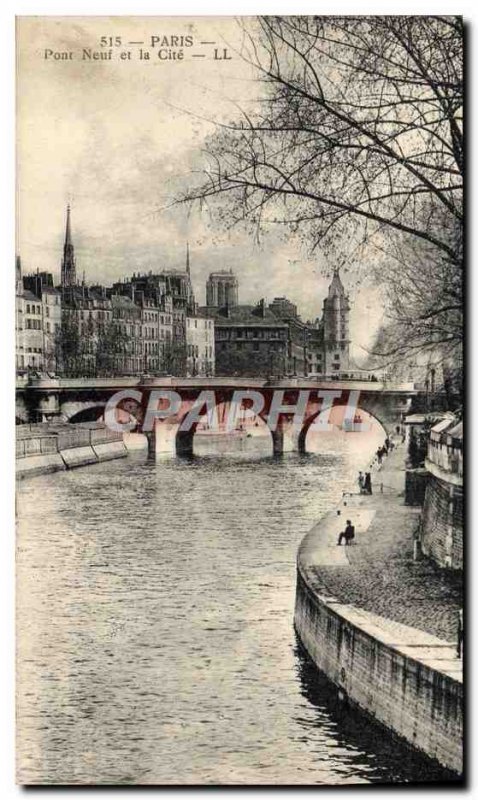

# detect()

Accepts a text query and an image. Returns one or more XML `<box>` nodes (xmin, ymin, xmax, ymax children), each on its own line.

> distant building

<box><xmin>201</xmin><ymin>268</ymin><xmax>350</xmax><ymax>377</ymax></box>
<box><xmin>322</xmin><ymin>269</ymin><xmax>350</xmax><ymax>374</ymax></box>
<box><xmin>208</xmin><ymin>301</ymin><xmax>291</xmax><ymax>377</ymax></box>
<box><xmin>16</xmin><ymin>207</ymin><xmax>354</xmax><ymax>380</ymax></box>
<box><xmin>206</xmin><ymin>270</ymin><xmax>238</xmax><ymax>309</ymax></box>
<box><xmin>22</xmin><ymin>290</ymin><xmax>44</xmax><ymax>369</ymax></box>
<box><xmin>186</xmin><ymin>314</ymin><xmax>215</xmax><ymax>376</ymax></box>
<box><xmin>16</xmin><ymin>263</ymin><xmax>62</xmax><ymax>372</ymax></box>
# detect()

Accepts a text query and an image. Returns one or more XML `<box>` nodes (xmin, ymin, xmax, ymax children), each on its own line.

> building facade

<box><xmin>186</xmin><ymin>315</ymin><xmax>215</xmax><ymax>376</ymax></box>
<box><xmin>201</xmin><ymin>269</ymin><xmax>350</xmax><ymax>378</ymax></box>
<box><xmin>16</xmin><ymin>264</ymin><xmax>63</xmax><ymax>372</ymax></box>
<box><xmin>16</xmin><ymin>206</ymin><xmax>354</xmax><ymax>380</ymax></box>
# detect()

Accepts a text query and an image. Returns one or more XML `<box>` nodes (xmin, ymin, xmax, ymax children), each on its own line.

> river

<box><xmin>16</xmin><ymin>426</ymin><xmax>446</xmax><ymax>784</ymax></box>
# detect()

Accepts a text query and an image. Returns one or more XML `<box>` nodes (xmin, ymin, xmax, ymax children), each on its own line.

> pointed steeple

<box><xmin>186</xmin><ymin>242</ymin><xmax>191</xmax><ymax>276</ymax></box>
<box><xmin>328</xmin><ymin>267</ymin><xmax>345</xmax><ymax>297</ymax></box>
<box><xmin>65</xmin><ymin>204</ymin><xmax>72</xmax><ymax>247</ymax></box>
<box><xmin>61</xmin><ymin>205</ymin><xmax>76</xmax><ymax>288</ymax></box>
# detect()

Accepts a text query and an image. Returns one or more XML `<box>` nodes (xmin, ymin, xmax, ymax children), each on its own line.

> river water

<box><xmin>16</xmin><ymin>428</ymin><xmax>446</xmax><ymax>785</ymax></box>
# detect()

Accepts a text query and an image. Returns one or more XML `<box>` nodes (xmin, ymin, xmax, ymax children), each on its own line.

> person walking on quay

<box><xmin>338</xmin><ymin>519</ymin><xmax>355</xmax><ymax>546</ymax></box>
<box><xmin>364</xmin><ymin>472</ymin><xmax>372</xmax><ymax>495</ymax></box>
<box><xmin>376</xmin><ymin>447</ymin><xmax>383</xmax><ymax>465</ymax></box>
<box><xmin>358</xmin><ymin>471</ymin><xmax>365</xmax><ymax>494</ymax></box>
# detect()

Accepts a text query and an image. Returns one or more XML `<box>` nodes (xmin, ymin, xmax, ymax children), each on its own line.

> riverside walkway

<box><xmin>304</xmin><ymin>440</ymin><xmax>463</xmax><ymax>644</ymax></box>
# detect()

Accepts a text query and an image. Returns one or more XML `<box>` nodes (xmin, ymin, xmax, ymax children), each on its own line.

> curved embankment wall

<box><xmin>16</xmin><ymin>423</ymin><xmax>127</xmax><ymax>478</ymax></box>
<box><xmin>294</xmin><ymin>515</ymin><xmax>463</xmax><ymax>776</ymax></box>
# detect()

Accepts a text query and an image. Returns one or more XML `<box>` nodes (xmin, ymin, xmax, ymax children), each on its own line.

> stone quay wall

<box><xmin>294</xmin><ymin>515</ymin><xmax>463</xmax><ymax>775</ymax></box>
<box><xmin>16</xmin><ymin>422</ymin><xmax>127</xmax><ymax>478</ymax></box>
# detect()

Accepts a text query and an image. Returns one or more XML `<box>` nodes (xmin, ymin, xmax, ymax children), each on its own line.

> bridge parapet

<box><xmin>17</xmin><ymin>375</ymin><xmax>418</xmax><ymax>394</ymax></box>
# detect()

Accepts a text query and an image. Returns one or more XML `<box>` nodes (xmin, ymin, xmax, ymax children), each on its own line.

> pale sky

<box><xmin>16</xmin><ymin>16</ymin><xmax>385</xmax><ymax>365</ymax></box>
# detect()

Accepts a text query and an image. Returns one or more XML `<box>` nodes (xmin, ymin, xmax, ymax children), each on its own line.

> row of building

<box><xmin>15</xmin><ymin>207</ymin><xmax>351</xmax><ymax>378</ymax></box>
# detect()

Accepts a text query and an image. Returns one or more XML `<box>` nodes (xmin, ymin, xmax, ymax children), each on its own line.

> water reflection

<box><xmin>294</xmin><ymin>637</ymin><xmax>455</xmax><ymax>784</ymax></box>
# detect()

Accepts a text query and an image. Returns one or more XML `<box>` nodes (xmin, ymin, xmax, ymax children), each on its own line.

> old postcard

<box><xmin>16</xmin><ymin>15</ymin><xmax>463</xmax><ymax>785</ymax></box>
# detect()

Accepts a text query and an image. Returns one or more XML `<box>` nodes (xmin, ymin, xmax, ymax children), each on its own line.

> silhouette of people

<box><xmin>357</xmin><ymin>471</ymin><xmax>365</xmax><ymax>494</ymax></box>
<box><xmin>376</xmin><ymin>447</ymin><xmax>383</xmax><ymax>465</ymax></box>
<box><xmin>338</xmin><ymin>519</ymin><xmax>355</xmax><ymax>545</ymax></box>
<box><xmin>364</xmin><ymin>472</ymin><xmax>372</xmax><ymax>495</ymax></box>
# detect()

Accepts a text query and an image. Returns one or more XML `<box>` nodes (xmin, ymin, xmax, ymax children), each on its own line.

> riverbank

<box><xmin>16</xmin><ymin>422</ymin><xmax>128</xmax><ymax>478</ymax></box>
<box><xmin>294</xmin><ymin>440</ymin><xmax>463</xmax><ymax>776</ymax></box>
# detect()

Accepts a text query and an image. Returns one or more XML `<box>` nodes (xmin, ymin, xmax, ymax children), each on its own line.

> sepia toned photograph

<box><xmin>15</xmin><ymin>14</ymin><xmax>463</xmax><ymax>786</ymax></box>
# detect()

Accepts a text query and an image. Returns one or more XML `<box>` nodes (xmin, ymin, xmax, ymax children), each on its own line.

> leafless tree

<box><xmin>366</xmin><ymin>221</ymin><xmax>463</xmax><ymax>393</ymax></box>
<box><xmin>179</xmin><ymin>16</ymin><xmax>463</xmax><ymax>373</ymax></box>
<box><xmin>182</xmin><ymin>16</ymin><xmax>462</xmax><ymax>260</ymax></box>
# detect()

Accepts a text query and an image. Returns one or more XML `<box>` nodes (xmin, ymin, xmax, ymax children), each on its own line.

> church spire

<box><xmin>186</xmin><ymin>242</ymin><xmax>190</xmax><ymax>276</ymax></box>
<box><xmin>61</xmin><ymin>205</ymin><xmax>76</xmax><ymax>288</ymax></box>
<box><xmin>328</xmin><ymin>266</ymin><xmax>345</xmax><ymax>297</ymax></box>
<box><xmin>65</xmin><ymin>204</ymin><xmax>72</xmax><ymax>247</ymax></box>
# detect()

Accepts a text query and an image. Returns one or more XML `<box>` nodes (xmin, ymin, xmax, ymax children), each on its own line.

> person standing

<box><xmin>364</xmin><ymin>472</ymin><xmax>372</xmax><ymax>495</ymax></box>
<box><xmin>357</xmin><ymin>471</ymin><xmax>365</xmax><ymax>494</ymax></box>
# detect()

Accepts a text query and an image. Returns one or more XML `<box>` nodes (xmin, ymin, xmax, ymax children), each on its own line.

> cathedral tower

<box><xmin>322</xmin><ymin>269</ymin><xmax>350</xmax><ymax>374</ymax></box>
<box><xmin>61</xmin><ymin>205</ymin><xmax>76</xmax><ymax>288</ymax></box>
<box><xmin>206</xmin><ymin>270</ymin><xmax>238</xmax><ymax>308</ymax></box>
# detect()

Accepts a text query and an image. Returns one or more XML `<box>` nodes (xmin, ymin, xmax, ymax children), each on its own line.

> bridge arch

<box><xmin>148</xmin><ymin>399</ymin><xmax>274</xmax><ymax>458</ymax></box>
<box><xmin>68</xmin><ymin>405</ymin><xmax>106</xmax><ymax>424</ymax></box>
<box><xmin>297</xmin><ymin>405</ymin><xmax>387</xmax><ymax>455</ymax></box>
<box><xmin>146</xmin><ymin>390</ymin><xmax>408</xmax><ymax>458</ymax></box>
<box><xmin>60</xmin><ymin>399</ymin><xmax>107</xmax><ymax>423</ymax></box>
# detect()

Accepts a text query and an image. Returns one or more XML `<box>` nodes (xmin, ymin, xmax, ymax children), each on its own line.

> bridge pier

<box><xmin>146</xmin><ymin>421</ymin><xmax>182</xmax><ymax>457</ymax></box>
<box><xmin>269</xmin><ymin>426</ymin><xmax>302</xmax><ymax>456</ymax></box>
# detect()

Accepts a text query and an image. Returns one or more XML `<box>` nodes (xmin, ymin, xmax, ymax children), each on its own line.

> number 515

<box><xmin>100</xmin><ymin>36</ymin><xmax>122</xmax><ymax>47</ymax></box>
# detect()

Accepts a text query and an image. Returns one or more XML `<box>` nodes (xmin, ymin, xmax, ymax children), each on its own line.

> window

<box><xmin>26</xmin><ymin>305</ymin><xmax>30</xmax><ymax>314</ymax></box>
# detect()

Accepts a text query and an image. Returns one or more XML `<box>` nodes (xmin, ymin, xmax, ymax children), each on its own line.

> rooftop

<box><xmin>200</xmin><ymin>304</ymin><xmax>287</xmax><ymax>328</ymax></box>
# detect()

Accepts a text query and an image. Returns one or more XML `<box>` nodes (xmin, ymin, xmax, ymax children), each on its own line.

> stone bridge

<box><xmin>16</xmin><ymin>376</ymin><xmax>418</xmax><ymax>456</ymax></box>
